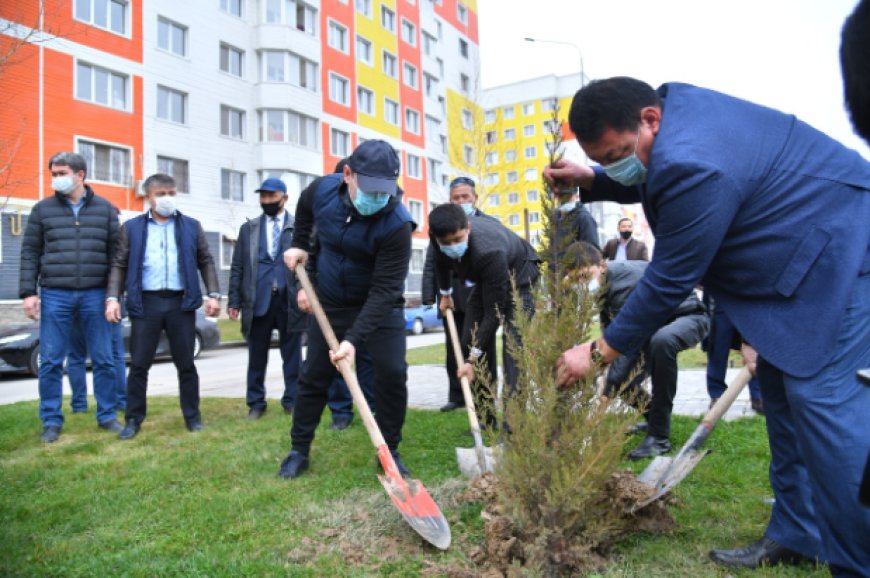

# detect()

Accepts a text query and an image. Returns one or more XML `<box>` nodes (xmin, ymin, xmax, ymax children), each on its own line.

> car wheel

<box><xmin>193</xmin><ymin>333</ymin><xmax>203</xmax><ymax>359</ymax></box>
<box><xmin>28</xmin><ymin>345</ymin><xmax>40</xmax><ymax>377</ymax></box>
<box><xmin>412</xmin><ymin>318</ymin><xmax>424</xmax><ymax>335</ymax></box>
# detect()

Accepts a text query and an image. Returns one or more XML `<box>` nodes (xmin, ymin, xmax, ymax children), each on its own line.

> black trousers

<box><xmin>291</xmin><ymin>306</ymin><xmax>407</xmax><ymax>454</ymax></box>
<box><xmin>125</xmin><ymin>293</ymin><xmax>199</xmax><ymax>423</ymax></box>
<box><xmin>444</xmin><ymin>308</ymin><xmax>498</xmax><ymax>406</ymax></box>
<box><xmin>246</xmin><ymin>291</ymin><xmax>302</xmax><ymax>411</ymax></box>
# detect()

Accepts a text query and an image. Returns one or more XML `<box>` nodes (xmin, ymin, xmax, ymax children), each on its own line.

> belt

<box><xmin>143</xmin><ymin>290</ymin><xmax>184</xmax><ymax>297</ymax></box>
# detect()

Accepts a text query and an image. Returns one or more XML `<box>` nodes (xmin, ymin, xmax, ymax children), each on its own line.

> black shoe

<box><xmin>98</xmin><ymin>419</ymin><xmax>123</xmax><ymax>433</ymax></box>
<box><xmin>118</xmin><ymin>420</ymin><xmax>141</xmax><ymax>440</ymax></box>
<box><xmin>278</xmin><ymin>450</ymin><xmax>309</xmax><ymax>479</ymax></box>
<box><xmin>331</xmin><ymin>415</ymin><xmax>353</xmax><ymax>431</ymax></box>
<box><xmin>626</xmin><ymin>421</ymin><xmax>649</xmax><ymax>436</ymax></box>
<box><xmin>186</xmin><ymin>418</ymin><xmax>205</xmax><ymax>432</ymax></box>
<box><xmin>283</xmin><ymin>405</ymin><xmax>294</xmax><ymax>416</ymax></box>
<box><xmin>40</xmin><ymin>425</ymin><xmax>62</xmax><ymax>443</ymax></box>
<box><xmin>751</xmin><ymin>398</ymin><xmax>765</xmax><ymax>415</ymax></box>
<box><xmin>377</xmin><ymin>449</ymin><xmax>411</xmax><ymax>478</ymax></box>
<box><xmin>440</xmin><ymin>401</ymin><xmax>464</xmax><ymax>412</ymax></box>
<box><xmin>709</xmin><ymin>537</ymin><xmax>812</xmax><ymax>568</ymax></box>
<box><xmin>247</xmin><ymin>407</ymin><xmax>266</xmax><ymax>420</ymax></box>
<box><xmin>628</xmin><ymin>435</ymin><xmax>671</xmax><ymax>460</ymax></box>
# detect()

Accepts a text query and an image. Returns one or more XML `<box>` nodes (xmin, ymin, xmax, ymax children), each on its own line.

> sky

<box><xmin>476</xmin><ymin>0</ymin><xmax>869</xmax><ymax>158</ymax></box>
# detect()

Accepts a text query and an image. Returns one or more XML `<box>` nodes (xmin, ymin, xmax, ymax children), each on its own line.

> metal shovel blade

<box><xmin>456</xmin><ymin>445</ymin><xmax>498</xmax><ymax>478</ymax></box>
<box><xmin>376</xmin><ymin>445</ymin><xmax>451</xmax><ymax>550</ymax></box>
<box><xmin>631</xmin><ymin>449</ymin><xmax>711</xmax><ymax>513</ymax></box>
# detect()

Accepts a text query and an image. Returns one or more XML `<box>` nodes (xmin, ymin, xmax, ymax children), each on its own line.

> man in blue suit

<box><xmin>546</xmin><ymin>77</ymin><xmax>870</xmax><ymax>576</ymax></box>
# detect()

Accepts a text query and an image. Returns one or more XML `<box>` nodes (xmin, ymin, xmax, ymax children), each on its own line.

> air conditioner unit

<box><xmin>132</xmin><ymin>180</ymin><xmax>145</xmax><ymax>197</ymax></box>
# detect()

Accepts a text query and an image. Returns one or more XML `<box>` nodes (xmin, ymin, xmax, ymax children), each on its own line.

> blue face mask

<box><xmin>353</xmin><ymin>189</ymin><xmax>390</xmax><ymax>216</ymax></box>
<box><xmin>603</xmin><ymin>129</ymin><xmax>647</xmax><ymax>186</ymax></box>
<box><xmin>459</xmin><ymin>203</ymin><xmax>474</xmax><ymax>216</ymax></box>
<box><xmin>439</xmin><ymin>240</ymin><xmax>468</xmax><ymax>260</ymax></box>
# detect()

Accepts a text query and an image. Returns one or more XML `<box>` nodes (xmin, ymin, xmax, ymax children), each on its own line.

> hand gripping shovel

<box><xmin>444</xmin><ymin>309</ymin><xmax>496</xmax><ymax>478</ymax></box>
<box><xmin>295</xmin><ymin>265</ymin><xmax>451</xmax><ymax>550</ymax></box>
<box><xmin>631</xmin><ymin>366</ymin><xmax>752</xmax><ymax>513</ymax></box>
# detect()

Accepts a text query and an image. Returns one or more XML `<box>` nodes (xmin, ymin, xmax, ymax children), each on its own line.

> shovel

<box><xmin>295</xmin><ymin>265</ymin><xmax>451</xmax><ymax>550</ymax></box>
<box><xmin>444</xmin><ymin>309</ymin><xmax>497</xmax><ymax>478</ymax></box>
<box><xmin>630</xmin><ymin>366</ymin><xmax>752</xmax><ymax>513</ymax></box>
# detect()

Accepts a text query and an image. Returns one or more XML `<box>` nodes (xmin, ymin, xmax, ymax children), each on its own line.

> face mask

<box><xmin>154</xmin><ymin>195</ymin><xmax>177</xmax><ymax>217</ymax></box>
<box><xmin>586</xmin><ymin>278</ymin><xmax>600</xmax><ymax>294</ymax></box>
<box><xmin>261</xmin><ymin>201</ymin><xmax>282</xmax><ymax>217</ymax></box>
<box><xmin>619</xmin><ymin>230</ymin><xmax>633</xmax><ymax>240</ymax></box>
<box><xmin>558</xmin><ymin>201</ymin><xmax>575</xmax><ymax>213</ymax></box>
<box><xmin>459</xmin><ymin>203</ymin><xmax>475</xmax><ymax>216</ymax></box>
<box><xmin>52</xmin><ymin>175</ymin><xmax>76</xmax><ymax>195</ymax></box>
<box><xmin>353</xmin><ymin>189</ymin><xmax>390</xmax><ymax>216</ymax></box>
<box><xmin>439</xmin><ymin>240</ymin><xmax>468</xmax><ymax>260</ymax></box>
<box><xmin>603</xmin><ymin>129</ymin><xmax>647</xmax><ymax>186</ymax></box>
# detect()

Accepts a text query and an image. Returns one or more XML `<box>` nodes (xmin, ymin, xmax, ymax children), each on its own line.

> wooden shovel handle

<box><xmin>444</xmin><ymin>310</ymin><xmax>487</xmax><ymax>444</ymax></box>
<box><xmin>703</xmin><ymin>366</ymin><xmax>752</xmax><ymax>428</ymax></box>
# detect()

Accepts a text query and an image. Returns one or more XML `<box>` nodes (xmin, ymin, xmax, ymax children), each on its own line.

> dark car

<box><xmin>0</xmin><ymin>310</ymin><xmax>221</xmax><ymax>376</ymax></box>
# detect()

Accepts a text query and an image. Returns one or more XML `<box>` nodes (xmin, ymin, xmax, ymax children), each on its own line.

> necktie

<box><xmin>271</xmin><ymin>217</ymin><xmax>281</xmax><ymax>261</ymax></box>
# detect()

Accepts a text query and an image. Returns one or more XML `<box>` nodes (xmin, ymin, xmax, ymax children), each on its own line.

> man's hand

<box><xmin>205</xmin><ymin>298</ymin><xmax>220</xmax><ymax>317</ymax></box>
<box><xmin>741</xmin><ymin>343</ymin><xmax>758</xmax><ymax>377</ymax></box>
<box><xmin>227</xmin><ymin>307</ymin><xmax>240</xmax><ymax>321</ymax></box>
<box><xmin>297</xmin><ymin>288</ymin><xmax>311</xmax><ymax>313</ymax></box>
<box><xmin>555</xmin><ymin>342</ymin><xmax>594</xmax><ymax>386</ymax></box>
<box><xmin>284</xmin><ymin>248</ymin><xmax>308</xmax><ymax>271</ymax></box>
<box><xmin>330</xmin><ymin>340</ymin><xmax>355</xmax><ymax>367</ymax></box>
<box><xmin>457</xmin><ymin>362</ymin><xmax>474</xmax><ymax>382</ymax></box>
<box><xmin>23</xmin><ymin>296</ymin><xmax>40</xmax><ymax>320</ymax></box>
<box><xmin>543</xmin><ymin>158</ymin><xmax>596</xmax><ymax>191</ymax></box>
<box><xmin>105</xmin><ymin>300</ymin><xmax>121</xmax><ymax>323</ymax></box>
<box><xmin>438</xmin><ymin>295</ymin><xmax>454</xmax><ymax>314</ymax></box>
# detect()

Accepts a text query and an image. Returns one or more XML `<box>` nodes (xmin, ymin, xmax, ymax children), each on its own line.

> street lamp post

<box><xmin>523</xmin><ymin>37</ymin><xmax>585</xmax><ymax>86</ymax></box>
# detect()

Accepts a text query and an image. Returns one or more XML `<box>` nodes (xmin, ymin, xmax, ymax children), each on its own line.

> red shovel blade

<box><xmin>376</xmin><ymin>445</ymin><xmax>452</xmax><ymax>550</ymax></box>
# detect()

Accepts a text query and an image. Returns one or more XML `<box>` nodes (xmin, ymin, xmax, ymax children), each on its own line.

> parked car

<box><xmin>404</xmin><ymin>304</ymin><xmax>441</xmax><ymax>335</ymax></box>
<box><xmin>0</xmin><ymin>310</ymin><xmax>220</xmax><ymax>377</ymax></box>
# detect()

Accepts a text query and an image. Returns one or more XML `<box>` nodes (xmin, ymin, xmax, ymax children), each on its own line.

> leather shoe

<box><xmin>98</xmin><ymin>419</ymin><xmax>124</xmax><ymax>433</ymax></box>
<box><xmin>377</xmin><ymin>449</ymin><xmax>411</xmax><ymax>478</ymax></box>
<box><xmin>331</xmin><ymin>415</ymin><xmax>353</xmax><ymax>431</ymax></box>
<box><xmin>626</xmin><ymin>421</ymin><xmax>649</xmax><ymax>436</ymax></box>
<box><xmin>628</xmin><ymin>435</ymin><xmax>671</xmax><ymax>460</ymax></box>
<box><xmin>709</xmin><ymin>536</ymin><xmax>812</xmax><ymax>568</ymax></box>
<box><xmin>186</xmin><ymin>418</ymin><xmax>205</xmax><ymax>432</ymax></box>
<box><xmin>278</xmin><ymin>450</ymin><xmax>309</xmax><ymax>479</ymax></box>
<box><xmin>247</xmin><ymin>407</ymin><xmax>266</xmax><ymax>420</ymax></box>
<box><xmin>751</xmin><ymin>398</ymin><xmax>765</xmax><ymax>415</ymax></box>
<box><xmin>118</xmin><ymin>420</ymin><xmax>140</xmax><ymax>440</ymax></box>
<box><xmin>440</xmin><ymin>401</ymin><xmax>464</xmax><ymax>412</ymax></box>
<box><xmin>40</xmin><ymin>425</ymin><xmax>62</xmax><ymax>443</ymax></box>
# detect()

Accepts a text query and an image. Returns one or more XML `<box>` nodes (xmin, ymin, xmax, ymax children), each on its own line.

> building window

<box><xmin>424</xmin><ymin>72</ymin><xmax>438</xmax><ymax>97</ymax></box>
<box><xmin>220</xmin><ymin>235</ymin><xmax>236</xmax><ymax>270</ymax></box>
<box><xmin>508</xmin><ymin>214</ymin><xmax>520</xmax><ymax>226</ymax></box>
<box><xmin>543</xmin><ymin>119</ymin><xmax>561</xmax><ymax>133</ymax></box>
<box><xmin>157</xmin><ymin>17</ymin><xmax>186</xmax><ymax>56</ymax></box>
<box><xmin>458</xmin><ymin>38</ymin><xmax>468</xmax><ymax>58</ymax></box>
<box><xmin>528</xmin><ymin>211</ymin><xmax>540</xmax><ymax>224</ymax></box>
<box><xmin>524</xmin><ymin>146</ymin><xmax>537</xmax><ymax>159</ymax></box>
<box><xmin>503</xmin><ymin>106</ymin><xmax>515</xmax><ymax>119</ymax></box>
<box><xmin>381</xmin><ymin>6</ymin><xmax>395</xmax><ymax>32</ymax></box>
<box><xmin>460</xmin><ymin>73</ymin><xmax>470</xmax><ymax>93</ymax></box>
<box><xmin>461</xmin><ymin>108</ymin><xmax>472</xmax><ymax>129</ymax></box>
<box><xmin>505</xmin><ymin>149</ymin><xmax>517</xmax><ymax>162</ymax></box>
<box><xmin>74</xmin><ymin>0</ymin><xmax>128</xmax><ymax>35</ymax></box>
<box><xmin>425</xmin><ymin>115</ymin><xmax>440</xmax><ymax>140</ymax></box>
<box><xmin>330</xmin><ymin>128</ymin><xmax>349</xmax><ymax>157</ymax></box>
<box><xmin>456</xmin><ymin>2</ymin><xmax>467</xmax><ymax>24</ymax></box>
<box><xmin>220</xmin><ymin>105</ymin><xmax>245</xmax><ymax>139</ymax></box>
<box><xmin>523</xmin><ymin>124</ymin><xmax>535</xmax><ymax>137</ymax></box>
<box><xmin>265</xmin><ymin>0</ymin><xmax>317</xmax><ymax>34</ymax></box>
<box><xmin>427</xmin><ymin>158</ymin><xmax>441</xmax><ymax>184</ymax></box>
<box><xmin>506</xmin><ymin>171</ymin><xmax>518</xmax><ymax>183</ymax></box>
<box><xmin>542</xmin><ymin>97</ymin><xmax>557</xmax><ymax>111</ymax></box>
<box><xmin>508</xmin><ymin>192</ymin><xmax>519</xmax><ymax>204</ymax></box>
<box><xmin>485</xmin><ymin>131</ymin><xmax>497</xmax><ymax>144</ymax></box>
<box><xmin>260</xmin><ymin>109</ymin><xmax>318</xmax><ymax>148</ymax></box>
<box><xmin>403</xmin><ymin>62</ymin><xmax>418</xmax><ymax>89</ymax></box>
<box><xmin>525</xmin><ymin>168</ymin><xmax>538</xmax><ymax>181</ymax></box>
<box><xmin>220</xmin><ymin>0</ymin><xmax>243</xmax><ymax>17</ymax></box>
<box><xmin>384</xmin><ymin>98</ymin><xmax>399</xmax><ymax>125</ymax></box>
<box><xmin>407</xmin><ymin>154</ymin><xmax>421</xmax><ymax>178</ymax></box>
<box><xmin>157</xmin><ymin>156</ymin><xmax>189</xmax><ymax>192</ymax></box>
<box><xmin>485</xmin><ymin>152</ymin><xmax>498</xmax><ymax>166</ymax></box>
<box><xmin>382</xmin><ymin>50</ymin><xmax>397</xmax><ymax>78</ymax></box>
<box><xmin>463</xmin><ymin>145</ymin><xmax>474</xmax><ymax>165</ymax></box>
<box><xmin>220</xmin><ymin>43</ymin><xmax>244</xmax><ymax>77</ymax></box>
<box><xmin>157</xmin><ymin>86</ymin><xmax>186</xmax><ymax>124</ymax></box>
<box><xmin>328</xmin><ymin>73</ymin><xmax>350</xmax><ymax>105</ymax></box>
<box><xmin>221</xmin><ymin>169</ymin><xmax>245</xmax><ymax>201</ymax></box>
<box><xmin>526</xmin><ymin>189</ymin><xmax>538</xmax><ymax>201</ymax></box>
<box><xmin>261</xmin><ymin>169</ymin><xmax>317</xmax><ymax>199</ymax></box>
<box><xmin>356</xmin><ymin>35</ymin><xmax>372</xmax><ymax>64</ymax></box>
<box><xmin>77</xmin><ymin>139</ymin><xmax>130</xmax><ymax>185</ymax></box>
<box><xmin>408</xmin><ymin>199</ymin><xmax>423</xmax><ymax>225</ymax></box>
<box><xmin>410</xmin><ymin>247</ymin><xmax>424</xmax><ymax>272</ymax></box>
<box><xmin>328</xmin><ymin>20</ymin><xmax>348</xmax><ymax>52</ymax></box>
<box><xmin>522</xmin><ymin>102</ymin><xmax>534</xmax><ymax>115</ymax></box>
<box><xmin>422</xmin><ymin>31</ymin><xmax>436</xmax><ymax>56</ymax></box>
<box><xmin>355</xmin><ymin>0</ymin><xmax>371</xmax><ymax>17</ymax></box>
<box><xmin>261</xmin><ymin>50</ymin><xmax>318</xmax><ymax>90</ymax></box>
<box><xmin>484</xmin><ymin>173</ymin><xmax>499</xmax><ymax>186</ymax></box>
<box><xmin>484</xmin><ymin>109</ymin><xmax>496</xmax><ymax>123</ymax></box>
<box><xmin>487</xmin><ymin>193</ymin><xmax>499</xmax><ymax>207</ymax></box>
<box><xmin>401</xmin><ymin>19</ymin><xmax>416</xmax><ymax>45</ymax></box>
<box><xmin>357</xmin><ymin>86</ymin><xmax>374</xmax><ymax>115</ymax></box>
<box><xmin>75</xmin><ymin>61</ymin><xmax>128</xmax><ymax>110</ymax></box>
<box><xmin>504</xmin><ymin>128</ymin><xmax>516</xmax><ymax>141</ymax></box>
<box><xmin>405</xmin><ymin>108</ymin><xmax>420</xmax><ymax>134</ymax></box>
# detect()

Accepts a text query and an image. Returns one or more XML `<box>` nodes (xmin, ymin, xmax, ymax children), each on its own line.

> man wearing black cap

<box><xmin>279</xmin><ymin>140</ymin><xmax>415</xmax><ymax>479</ymax></box>
<box><xmin>227</xmin><ymin>178</ymin><xmax>305</xmax><ymax>420</ymax></box>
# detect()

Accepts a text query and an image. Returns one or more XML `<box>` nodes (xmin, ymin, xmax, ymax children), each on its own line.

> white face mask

<box><xmin>52</xmin><ymin>175</ymin><xmax>76</xmax><ymax>195</ymax></box>
<box><xmin>153</xmin><ymin>195</ymin><xmax>177</xmax><ymax>217</ymax></box>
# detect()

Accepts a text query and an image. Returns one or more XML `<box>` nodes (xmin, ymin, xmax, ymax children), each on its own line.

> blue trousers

<box><xmin>66</xmin><ymin>317</ymin><xmax>126</xmax><ymax>412</ymax></box>
<box><xmin>706</xmin><ymin>306</ymin><xmax>761</xmax><ymax>401</ymax></box>
<box><xmin>761</xmin><ymin>273</ymin><xmax>870</xmax><ymax>576</ymax></box>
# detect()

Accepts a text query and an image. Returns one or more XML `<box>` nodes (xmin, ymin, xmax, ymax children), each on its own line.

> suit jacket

<box><xmin>602</xmin><ymin>237</ymin><xmax>648</xmax><ymax>261</ymax></box>
<box><xmin>227</xmin><ymin>212</ymin><xmax>305</xmax><ymax>338</ymax></box>
<box><xmin>581</xmin><ymin>82</ymin><xmax>870</xmax><ymax>377</ymax></box>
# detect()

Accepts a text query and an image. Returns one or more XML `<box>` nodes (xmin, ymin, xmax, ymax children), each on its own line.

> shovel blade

<box><xmin>631</xmin><ymin>449</ymin><xmax>710</xmax><ymax>513</ymax></box>
<box><xmin>636</xmin><ymin>456</ymin><xmax>673</xmax><ymax>486</ymax></box>
<box><xmin>456</xmin><ymin>446</ymin><xmax>497</xmax><ymax>478</ymax></box>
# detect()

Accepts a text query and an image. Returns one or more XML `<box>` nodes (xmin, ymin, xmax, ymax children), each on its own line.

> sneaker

<box><xmin>40</xmin><ymin>425</ymin><xmax>62</xmax><ymax>443</ymax></box>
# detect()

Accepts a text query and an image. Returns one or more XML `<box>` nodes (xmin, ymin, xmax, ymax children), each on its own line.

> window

<box><xmin>261</xmin><ymin>50</ymin><xmax>317</xmax><ymax>90</ymax></box>
<box><xmin>157</xmin><ymin>86</ymin><xmax>186</xmax><ymax>124</ymax></box>
<box><xmin>401</xmin><ymin>19</ymin><xmax>416</xmax><ymax>45</ymax></box>
<box><xmin>423</xmin><ymin>73</ymin><xmax>438</xmax><ymax>97</ymax></box>
<box><xmin>75</xmin><ymin>0</ymin><xmax>127</xmax><ymax>35</ymax></box>
<box><xmin>526</xmin><ymin>189</ymin><xmax>538</xmax><ymax>202</ymax></box>
<box><xmin>436</xmin><ymin>19</ymin><xmax>443</xmax><ymax>38</ymax></box>
<box><xmin>381</xmin><ymin>6</ymin><xmax>396</xmax><ymax>32</ymax></box>
<box><xmin>456</xmin><ymin>2</ymin><xmax>467</xmax><ymax>24</ymax></box>
<box><xmin>523</xmin><ymin>124</ymin><xmax>535</xmax><ymax>137</ymax></box>
<box><xmin>485</xmin><ymin>152</ymin><xmax>498</xmax><ymax>166</ymax></box>
<box><xmin>407</xmin><ymin>154</ymin><xmax>421</xmax><ymax>178</ymax></box>
<box><xmin>157</xmin><ymin>17</ymin><xmax>186</xmax><ymax>56</ymax></box>
<box><xmin>508</xmin><ymin>214</ymin><xmax>520</xmax><ymax>226</ymax></box>
<box><xmin>220</xmin><ymin>43</ymin><xmax>244</xmax><ymax>77</ymax></box>
<box><xmin>422</xmin><ymin>31</ymin><xmax>436</xmax><ymax>56</ymax></box>
<box><xmin>355</xmin><ymin>0</ymin><xmax>371</xmax><ymax>17</ymax></box>
<box><xmin>508</xmin><ymin>192</ymin><xmax>519</xmax><ymax>204</ymax></box>
<box><xmin>330</xmin><ymin>128</ymin><xmax>349</xmax><ymax>157</ymax></box>
<box><xmin>505</xmin><ymin>149</ymin><xmax>517</xmax><ymax>162</ymax></box>
<box><xmin>487</xmin><ymin>193</ymin><xmax>499</xmax><ymax>206</ymax></box>
<box><xmin>458</xmin><ymin>38</ymin><xmax>468</xmax><ymax>58</ymax></box>
<box><xmin>157</xmin><ymin>156</ymin><xmax>189</xmax><ymax>192</ymax></box>
<box><xmin>522</xmin><ymin>102</ymin><xmax>534</xmax><ymax>115</ymax></box>
<box><xmin>506</xmin><ymin>171</ymin><xmax>518</xmax><ymax>183</ymax></box>
<box><xmin>260</xmin><ymin>109</ymin><xmax>318</xmax><ymax>148</ymax></box>
<box><xmin>78</xmin><ymin>139</ymin><xmax>130</xmax><ymax>185</ymax></box>
<box><xmin>220</xmin><ymin>105</ymin><xmax>245</xmax><ymax>139</ymax></box>
<box><xmin>504</xmin><ymin>128</ymin><xmax>516</xmax><ymax>140</ymax></box>
<box><xmin>382</xmin><ymin>51</ymin><xmax>397</xmax><ymax>77</ymax></box>
<box><xmin>427</xmin><ymin>158</ymin><xmax>441</xmax><ymax>184</ymax></box>
<box><xmin>463</xmin><ymin>145</ymin><xmax>474</xmax><ymax>165</ymax></box>
<box><xmin>503</xmin><ymin>106</ymin><xmax>515</xmax><ymax>119</ymax></box>
<box><xmin>460</xmin><ymin>73</ymin><xmax>470</xmax><ymax>93</ymax></box>
<box><xmin>425</xmin><ymin>115</ymin><xmax>440</xmax><ymax>140</ymax></box>
<box><xmin>328</xmin><ymin>20</ymin><xmax>348</xmax><ymax>52</ymax></box>
<box><xmin>524</xmin><ymin>146</ymin><xmax>537</xmax><ymax>159</ymax></box>
<box><xmin>484</xmin><ymin>173</ymin><xmax>499</xmax><ymax>186</ymax></box>
<box><xmin>403</xmin><ymin>62</ymin><xmax>418</xmax><ymax>89</ymax></box>
<box><xmin>384</xmin><ymin>99</ymin><xmax>399</xmax><ymax>125</ymax></box>
<box><xmin>436</xmin><ymin>57</ymin><xmax>444</xmax><ymax>78</ymax></box>
<box><xmin>528</xmin><ymin>211</ymin><xmax>540</xmax><ymax>224</ymax></box>
<box><xmin>405</xmin><ymin>108</ymin><xmax>420</xmax><ymax>134</ymax></box>
<box><xmin>75</xmin><ymin>62</ymin><xmax>128</xmax><ymax>110</ymax></box>
<box><xmin>543</xmin><ymin>119</ymin><xmax>561</xmax><ymax>133</ymax></box>
<box><xmin>357</xmin><ymin>86</ymin><xmax>374</xmax><ymax>115</ymax></box>
<box><xmin>266</xmin><ymin>0</ymin><xmax>317</xmax><ymax>34</ymax></box>
<box><xmin>356</xmin><ymin>36</ymin><xmax>372</xmax><ymax>64</ymax></box>
<box><xmin>220</xmin><ymin>235</ymin><xmax>236</xmax><ymax>270</ymax></box>
<box><xmin>484</xmin><ymin>109</ymin><xmax>496</xmax><ymax>123</ymax></box>
<box><xmin>525</xmin><ymin>168</ymin><xmax>538</xmax><ymax>181</ymax></box>
<box><xmin>220</xmin><ymin>0</ymin><xmax>242</xmax><ymax>17</ymax></box>
<box><xmin>408</xmin><ymin>199</ymin><xmax>423</xmax><ymax>225</ymax></box>
<box><xmin>410</xmin><ymin>247</ymin><xmax>424</xmax><ymax>272</ymax></box>
<box><xmin>461</xmin><ymin>108</ymin><xmax>472</xmax><ymax>129</ymax></box>
<box><xmin>485</xmin><ymin>131</ymin><xmax>497</xmax><ymax>144</ymax></box>
<box><xmin>542</xmin><ymin>98</ymin><xmax>557</xmax><ymax>111</ymax></box>
<box><xmin>221</xmin><ymin>168</ymin><xmax>245</xmax><ymax>201</ymax></box>
<box><xmin>261</xmin><ymin>169</ymin><xmax>317</xmax><ymax>198</ymax></box>
<box><xmin>329</xmin><ymin>73</ymin><xmax>350</xmax><ymax>105</ymax></box>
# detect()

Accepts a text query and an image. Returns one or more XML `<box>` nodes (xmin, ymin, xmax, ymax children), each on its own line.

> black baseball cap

<box><xmin>347</xmin><ymin>140</ymin><xmax>400</xmax><ymax>196</ymax></box>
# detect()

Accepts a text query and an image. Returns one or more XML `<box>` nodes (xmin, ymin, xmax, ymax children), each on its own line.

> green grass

<box><xmin>0</xmin><ymin>398</ymin><xmax>827</xmax><ymax>577</ymax></box>
<box><xmin>217</xmin><ymin>318</ymin><xmax>243</xmax><ymax>343</ymax></box>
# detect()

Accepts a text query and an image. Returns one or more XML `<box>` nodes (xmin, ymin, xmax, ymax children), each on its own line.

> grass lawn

<box><xmin>0</xmin><ymin>397</ymin><xmax>827</xmax><ymax>577</ymax></box>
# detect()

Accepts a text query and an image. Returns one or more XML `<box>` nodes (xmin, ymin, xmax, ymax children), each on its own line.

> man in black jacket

<box><xmin>601</xmin><ymin>218</ymin><xmax>649</xmax><ymax>261</ymax></box>
<box><xmin>421</xmin><ymin>176</ymin><xmax>498</xmax><ymax>412</ymax></box>
<box><xmin>552</xmin><ymin>186</ymin><xmax>600</xmax><ymax>251</ymax></box>
<box><xmin>429</xmin><ymin>204</ymin><xmax>540</xmax><ymax>425</ymax></box>
<box><xmin>19</xmin><ymin>151</ymin><xmax>120</xmax><ymax>443</ymax></box>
